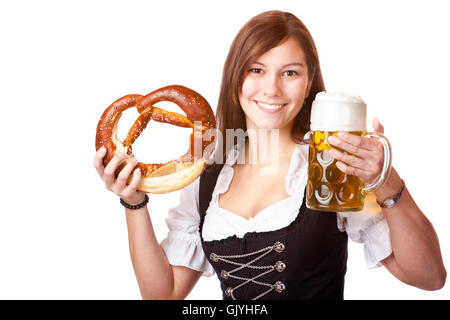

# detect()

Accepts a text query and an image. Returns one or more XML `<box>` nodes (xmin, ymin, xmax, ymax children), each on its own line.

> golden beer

<box><xmin>306</xmin><ymin>131</ymin><xmax>366</xmax><ymax>212</ymax></box>
<box><xmin>306</xmin><ymin>92</ymin><xmax>392</xmax><ymax>212</ymax></box>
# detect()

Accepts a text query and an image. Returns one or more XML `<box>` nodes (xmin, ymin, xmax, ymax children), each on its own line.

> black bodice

<box><xmin>198</xmin><ymin>165</ymin><xmax>348</xmax><ymax>300</ymax></box>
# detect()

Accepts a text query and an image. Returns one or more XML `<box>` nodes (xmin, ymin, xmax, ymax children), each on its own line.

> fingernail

<box><xmin>328</xmin><ymin>136</ymin><xmax>336</xmax><ymax>144</ymax></box>
<box><xmin>337</xmin><ymin>132</ymin><xmax>345</xmax><ymax>138</ymax></box>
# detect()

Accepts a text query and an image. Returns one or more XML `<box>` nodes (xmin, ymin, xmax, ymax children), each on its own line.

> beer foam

<box><xmin>314</xmin><ymin>91</ymin><xmax>365</xmax><ymax>104</ymax></box>
<box><xmin>310</xmin><ymin>91</ymin><xmax>367</xmax><ymax>131</ymax></box>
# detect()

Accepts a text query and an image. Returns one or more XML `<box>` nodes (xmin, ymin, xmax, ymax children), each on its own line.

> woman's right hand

<box><xmin>94</xmin><ymin>146</ymin><xmax>146</xmax><ymax>205</ymax></box>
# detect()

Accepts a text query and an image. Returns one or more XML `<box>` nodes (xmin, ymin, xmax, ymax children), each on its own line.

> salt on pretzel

<box><xmin>96</xmin><ymin>85</ymin><xmax>216</xmax><ymax>193</ymax></box>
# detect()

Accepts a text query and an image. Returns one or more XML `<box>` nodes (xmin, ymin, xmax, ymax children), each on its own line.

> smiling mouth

<box><xmin>255</xmin><ymin>101</ymin><xmax>287</xmax><ymax>112</ymax></box>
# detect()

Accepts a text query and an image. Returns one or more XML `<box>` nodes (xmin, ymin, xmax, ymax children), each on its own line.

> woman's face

<box><xmin>239</xmin><ymin>37</ymin><xmax>311</xmax><ymax>132</ymax></box>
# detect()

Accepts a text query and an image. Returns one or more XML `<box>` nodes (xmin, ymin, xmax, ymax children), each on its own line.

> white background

<box><xmin>0</xmin><ymin>0</ymin><xmax>449</xmax><ymax>299</ymax></box>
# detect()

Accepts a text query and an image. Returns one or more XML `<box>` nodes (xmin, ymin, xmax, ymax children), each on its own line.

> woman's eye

<box><xmin>249</xmin><ymin>68</ymin><xmax>263</xmax><ymax>74</ymax></box>
<box><xmin>283</xmin><ymin>70</ymin><xmax>298</xmax><ymax>77</ymax></box>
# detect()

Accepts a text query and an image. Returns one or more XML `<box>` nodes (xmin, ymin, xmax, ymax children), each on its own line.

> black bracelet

<box><xmin>120</xmin><ymin>194</ymin><xmax>149</xmax><ymax>210</ymax></box>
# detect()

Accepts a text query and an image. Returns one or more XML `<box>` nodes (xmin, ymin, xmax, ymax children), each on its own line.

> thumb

<box><xmin>372</xmin><ymin>118</ymin><xmax>385</xmax><ymax>134</ymax></box>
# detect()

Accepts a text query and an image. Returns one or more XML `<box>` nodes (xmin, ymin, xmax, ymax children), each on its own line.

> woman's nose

<box><xmin>262</xmin><ymin>73</ymin><xmax>282</xmax><ymax>97</ymax></box>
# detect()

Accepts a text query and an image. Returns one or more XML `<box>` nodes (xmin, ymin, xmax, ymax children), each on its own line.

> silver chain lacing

<box><xmin>209</xmin><ymin>241</ymin><xmax>286</xmax><ymax>300</ymax></box>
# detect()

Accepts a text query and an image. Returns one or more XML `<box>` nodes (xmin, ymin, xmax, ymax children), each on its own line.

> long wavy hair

<box><xmin>209</xmin><ymin>10</ymin><xmax>325</xmax><ymax>171</ymax></box>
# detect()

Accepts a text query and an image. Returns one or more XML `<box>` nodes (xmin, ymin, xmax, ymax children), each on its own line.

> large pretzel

<box><xmin>95</xmin><ymin>85</ymin><xmax>216</xmax><ymax>193</ymax></box>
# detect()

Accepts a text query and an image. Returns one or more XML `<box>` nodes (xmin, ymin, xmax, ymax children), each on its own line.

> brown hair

<box><xmin>211</xmin><ymin>10</ymin><xmax>325</xmax><ymax>168</ymax></box>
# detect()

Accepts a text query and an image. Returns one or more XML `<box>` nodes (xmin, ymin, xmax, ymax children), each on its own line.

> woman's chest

<box><xmin>218</xmin><ymin>165</ymin><xmax>291</xmax><ymax>220</ymax></box>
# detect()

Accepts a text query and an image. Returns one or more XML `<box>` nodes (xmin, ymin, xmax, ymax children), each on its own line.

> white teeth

<box><xmin>256</xmin><ymin>101</ymin><xmax>285</xmax><ymax>110</ymax></box>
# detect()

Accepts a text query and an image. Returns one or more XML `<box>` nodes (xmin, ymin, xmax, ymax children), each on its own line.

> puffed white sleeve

<box><xmin>160</xmin><ymin>177</ymin><xmax>215</xmax><ymax>276</ymax></box>
<box><xmin>337</xmin><ymin>194</ymin><xmax>392</xmax><ymax>269</ymax></box>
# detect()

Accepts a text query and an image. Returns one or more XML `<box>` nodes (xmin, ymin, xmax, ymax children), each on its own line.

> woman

<box><xmin>93</xmin><ymin>11</ymin><xmax>446</xmax><ymax>299</ymax></box>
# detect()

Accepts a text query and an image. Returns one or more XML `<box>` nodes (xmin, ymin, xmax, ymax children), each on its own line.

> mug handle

<box><xmin>362</xmin><ymin>132</ymin><xmax>393</xmax><ymax>192</ymax></box>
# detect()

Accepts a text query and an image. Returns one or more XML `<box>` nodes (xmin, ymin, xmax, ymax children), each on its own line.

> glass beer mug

<box><xmin>306</xmin><ymin>92</ymin><xmax>392</xmax><ymax>212</ymax></box>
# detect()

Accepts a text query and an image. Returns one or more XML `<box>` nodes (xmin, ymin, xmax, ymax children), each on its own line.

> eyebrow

<box><xmin>251</xmin><ymin>61</ymin><xmax>305</xmax><ymax>68</ymax></box>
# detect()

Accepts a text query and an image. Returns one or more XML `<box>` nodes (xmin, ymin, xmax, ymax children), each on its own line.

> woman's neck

<box><xmin>238</xmin><ymin>125</ymin><xmax>297</xmax><ymax>175</ymax></box>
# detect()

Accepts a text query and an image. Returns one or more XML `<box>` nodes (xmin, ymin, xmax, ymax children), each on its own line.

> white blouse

<box><xmin>160</xmin><ymin>139</ymin><xmax>392</xmax><ymax>277</ymax></box>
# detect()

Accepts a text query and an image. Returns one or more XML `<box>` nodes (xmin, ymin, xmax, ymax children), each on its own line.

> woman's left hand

<box><xmin>327</xmin><ymin>118</ymin><xmax>385</xmax><ymax>185</ymax></box>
